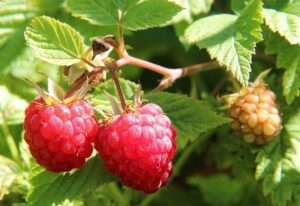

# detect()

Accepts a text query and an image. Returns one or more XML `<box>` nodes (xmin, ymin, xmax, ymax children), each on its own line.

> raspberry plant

<box><xmin>1</xmin><ymin>0</ymin><xmax>300</xmax><ymax>205</ymax></box>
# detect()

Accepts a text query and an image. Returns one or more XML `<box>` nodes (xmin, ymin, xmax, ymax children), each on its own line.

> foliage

<box><xmin>1</xmin><ymin>0</ymin><xmax>300</xmax><ymax>206</ymax></box>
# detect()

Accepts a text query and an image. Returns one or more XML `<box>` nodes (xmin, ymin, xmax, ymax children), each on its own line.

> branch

<box><xmin>115</xmin><ymin>54</ymin><xmax>219</xmax><ymax>90</ymax></box>
<box><xmin>96</xmin><ymin>35</ymin><xmax>220</xmax><ymax>90</ymax></box>
<box><xmin>109</xmin><ymin>64</ymin><xmax>127</xmax><ymax>111</ymax></box>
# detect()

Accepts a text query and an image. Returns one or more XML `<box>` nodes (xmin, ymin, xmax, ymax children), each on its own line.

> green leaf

<box><xmin>230</xmin><ymin>0</ymin><xmax>252</xmax><ymax>14</ymax></box>
<box><xmin>27</xmin><ymin>157</ymin><xmax>114</xmax><ymax>206</ymax></box>
<box><xmin>65</xmin><ymin>0</ymin><xmax>182</xmax><ymax>31</ymax></box>
<box><xmin>255</xmin><ymin>101</ymin><xmax>300</xmax><ymax>206</ymax></box>
<box><xmin>264</xmin><ymin>9</ymin><xmax>300</xmax><ymax>45</ymax></box>
<box><xmin>123</xmin><ymin>0</ymin><xmax>183</xmax><ymax>31</ymax></box>
<box><xmin>9</xmin><ymin>48</ymin><xmax>59</xmax><ymax>82</ymax></box>
<box><xmin>265</xmin><ymin>32</ymin><xmax>300</xmax><ymax>104</ymax></box>
<box><xmin>64</xmin><ymin>0</ymin><xmax>119</xmax><ymax>26</ymax></box>
<box><xmin>25</xmin><ymin>16</ymin><xmax>85</xmax><ymax>66</ymax></box>
<box><xmin>0</xmin><ymin>0</ymin><xmax>34</xmax><ymax>74</ymax></box>
<box><xmin>185</xmin><ymin>14</ymin><xmax>237</xmax><ymax>46</ymax></box>
<box><xmin>185</xmin><ymin>0</ymin><xmax>263</xmax><ymax>86</ymax></box>
<box><xmin>173</xmin><ymin>0</ymin><xmax>214</xmax><ymax>19</ymax></box>
<box><xmin>188</xmin><ymin>175</ymin><xmax>243</xmax><ymax>206</ymax></box>
<box><xmin>0</xmin><ymin>85</ymin><xmax>28</xmax><ymax>125</ymax></box>
<box><xmin>145</xmin><ymin>92</ymin><xmax>230</xmax><ymax>149</ymax></box>
<box><xmin>58</xmin><ymin>12</ymin><xmax>117</xmax><ymax>40</ymax></box>
<box><xmin>150</xmin><ymin>187</ymin><xmax>204</xmax><ymax>206</ymax></box>
<box><xmin>0</xmin><ymin>27</ymin><xmax>27</xmax><ymax>74</ymax></box>
<box><xmin>28</xmin><ymin>0</ymin><xmax>64</xmax><ymax>14</ymax></box>
<box><xmin>188</xmin><ymin>0</ymin><xmax>214</xmax><ymax>15</ymax></box>
<box><xmin>0</xmin><ymin>0</ymin><xmax>33</xmax><ymax>47</ymax></box>
<box><xmin>282</xmin><ymin>0</ymin><xmax>300</xmax><ymax>15</ymax></box>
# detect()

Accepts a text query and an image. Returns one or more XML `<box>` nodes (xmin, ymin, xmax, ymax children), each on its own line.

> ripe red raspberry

<box><xmin>228</xmin><ymin>81</ymin><xmax>282</xmax><ymax>144</ymax></box>
<box><xmin>24</xmin><ymin>98</ymin><xmax>98</xmax><ymax>172</ymax></box>
<box><xmin>95</xmin><ymin>103</ymin><xmax>176</xmax><ymax>193</ymax></box>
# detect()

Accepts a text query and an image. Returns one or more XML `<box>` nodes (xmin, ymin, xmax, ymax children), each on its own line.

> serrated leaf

<box><xmin>264</xmin><ymin>9</ymin><xmax>300</xmax><ymax>45</ymax></box>
<box><xmin>65</xmin><ymin>0</ymin><xmax>182</xmax><ymax>31</ymax></box>
<box><xmin>27</xmin><ymin>157</ymin><xmax>114</xmax><ymax>206</ymax></box>
<box><xmin>64</xmin><ymin>0</ymin><xmax>119</xmax><ymax>26</ymax></box>
<box><xmin>58</xmin><ymin>12</ymin><xmax>117</xmax><ymax>40</ymax></box>
<box><xmin>185</xmin><ymin>0</ymin><xmax>263</xmax><ymax>86</ymax></box>
<box><xmin>265</xmin><ymin>32</ymin><xmax>300</xmax><ymax>104</ymax></box>
<box><xmin>123</xmin><ymin>0</ymin><xmax>183</xmax><ymax>31</ymax></box>
<box><xmin>255</xmin><ymin>101</ymin><xmax>300</xmax><ymax>206</ymax></box>
<box><xmin>185</xmin><ymin>14</ymin><xmax>237</xmax><ymax>45</ymax></box>
<box><xmin>25</xmin><ymin>16</ymin><xmax>85</xmax><ymax>66</ymax></box>
<box><xmin>145</xmin><ymin>92</ymin><xmax>230</xmax><ymax>149</ymax></box>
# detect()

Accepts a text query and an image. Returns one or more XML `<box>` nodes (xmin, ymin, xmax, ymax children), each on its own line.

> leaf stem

<box><xmin>110</xmin><ymin>64</ymin><xmax>127</xmax><ymax>111</ymax></box>
<box><xmin>81</xmin><ymin>58</ymin><xmax>97</xmax><ymax>68</ymax></box>
<box><xmin>116</xmin><ymin>23</ymin><xmax>126</xmax><ymax>57</ymax></box>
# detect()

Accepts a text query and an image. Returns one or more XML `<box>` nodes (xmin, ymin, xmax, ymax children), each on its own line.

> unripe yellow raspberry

<box><xmin>227</xmin><ymin>80</ymin><xmax>282</xmax><ymax>144</ymax></box>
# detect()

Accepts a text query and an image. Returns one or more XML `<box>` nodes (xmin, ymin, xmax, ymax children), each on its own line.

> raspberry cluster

<box><xmin>24</xmin><ymin>98</ymin><xmax>98</xmax><ymax>172</ymax></box>
<box><xmin>95</xmin><ymin>103</ymin><xmax>176</xmax><ymax>193</ymax></box>
<box><xmin>228</xmin><ymin>81</ymin><xmax>282</xmax><ymax>144</ymax></box>
<box><xmin>24</xmin><ymin>97</ymin><xmax>177</xmax><ymax>193</ymax></box>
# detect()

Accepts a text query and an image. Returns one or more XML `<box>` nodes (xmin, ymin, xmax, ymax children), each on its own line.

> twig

<box><xmin>67</xmin><ymin>36</ymin><xmax>220</xmax><ymax>96</ymax></box>
<box><xmin>114</xmin><ymin>54</ymin><xmax>219</xmax><ymax>90</ymax></box>
<box><xmin>109</xmin><ymin>64</ymin><xmax>127</xmax><ymax>111</ymax></box>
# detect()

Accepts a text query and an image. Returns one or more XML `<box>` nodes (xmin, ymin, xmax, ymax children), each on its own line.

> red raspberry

<box><xmin>24</xmin><ymin>98</ymin><xmax>98</xmax><ymax>172</ymax></box>
<box><xmin>95</xmin><ymin>103</ymin><xmax>176</xmax><ymax>193</ymax></box>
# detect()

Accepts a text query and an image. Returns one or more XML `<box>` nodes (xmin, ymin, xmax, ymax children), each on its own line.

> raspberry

<box><xmin>228</xmin><ymin>81</ymin><xmax>282</xmax><ymax>144</ymax></box>
<box><xmin>24</xmin><ymin>98</ymin><xmax>98</xmax><ymax>172</ymax></box>
<box><xmin>95</xmin><ymin>103</ymin><xmax>176</xmax><ymax>193</ymax></box>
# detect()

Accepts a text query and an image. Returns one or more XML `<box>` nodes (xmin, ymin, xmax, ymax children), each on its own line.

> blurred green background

<box><xmin>0</xmin><ymin>0</ymin><xmax>282</xmax><ymax>205</ymax></box>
